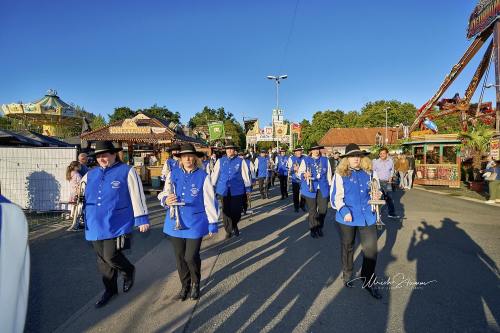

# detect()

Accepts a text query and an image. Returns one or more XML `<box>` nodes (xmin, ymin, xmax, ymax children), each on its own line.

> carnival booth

<box><xmin>81</xmin><ymin>112</ymin><xmax>208</xmax><ymax>185</ymax></box>
<box><xmin>403</xmin><ymin>133</ymin><xmax>461</xmax><ymax>188</ymax></box>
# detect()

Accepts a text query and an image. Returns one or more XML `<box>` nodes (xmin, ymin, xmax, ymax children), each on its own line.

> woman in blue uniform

<box><xmin>82</xmin><ymin>141</ymin><xmax>150</xmax><ymax>308</ymax></box>
<box><xmin>158</xmin><ymin>143</ymin><xmax>219</xmax><ymax>301</ymax></box>
<box><xmin>287</xmin><ymin>146</ymin><xmax>306</xmax><ymax>212</ymax></box>
<box><xmin>330</xmin><ymin>143</ymin><xmax>382</xmax><ymax>299</ymax></box>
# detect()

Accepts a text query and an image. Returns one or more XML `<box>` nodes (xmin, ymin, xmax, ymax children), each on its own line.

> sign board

<box><xmin>490</xmin><ymin>138</ymin><xmax>500</xmax><ymax>160</ymax></box>
<box><xmin>467</xmin><ymin>0</ymin><xmax>500</xmax><ymax>39</ymax></box>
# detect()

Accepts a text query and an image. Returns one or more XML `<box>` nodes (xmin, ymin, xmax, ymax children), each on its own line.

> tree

<box><xmin>90</xmin><ymin>115</ymin><xmax>107</xmax><ymax>130</ymax></box>
<box><xmin>357</xmin><ymin>100</ymin><xmax>417</xmax><ymax>127</ymax></box>
<box><xmin>298</xmin><ymin>110</ymin><xmax>345</xmax><ymax>149</ymax></box>
<box><xmin>188</xmin><ymin>106</ymin><xmax>245</xmax><ymax>147</ymax></box>
<box><xmin>459</xmin><ymin>124</ymin><xmax>495</xmax><ymax>180</ymax></box>
<box><xmin>138</xmin><ymin>104</ymin><xmax>180</xmax><ymax>123</ymax></box>
<box><xmin>108</xmin><ymin>107</ymin><xmax>134</xmax><ymax>123</ymax></box>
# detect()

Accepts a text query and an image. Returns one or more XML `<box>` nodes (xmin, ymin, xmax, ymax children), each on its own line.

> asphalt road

<box><xmin>26</xmin><ymin>187</ymin><xmax>500</xmax><ymax>333</ymax></box>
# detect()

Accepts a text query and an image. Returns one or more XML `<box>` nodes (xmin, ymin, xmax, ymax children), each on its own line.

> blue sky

<box><xmin>0</xmin><ymin>0</ymin><xmax>492</xmax><ymax>126</ymax></box>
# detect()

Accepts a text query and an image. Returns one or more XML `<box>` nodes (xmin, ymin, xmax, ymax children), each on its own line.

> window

<box><xmin>414</xmin><ymin>146</ymin><xmax>424</xmax><ymax>164</ymax></box>
<box><xmin>442</xmin><ymin>146</ymin><xmax>456</xmax><ymax>164</ymax></box>
<box><xmin>425</xmin><ymin>145</ymin><xmax>440</xmax><ymax>164</ymax></box>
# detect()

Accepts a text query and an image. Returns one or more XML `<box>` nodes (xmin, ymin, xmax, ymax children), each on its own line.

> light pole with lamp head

<box><xmin>383</xmin><ymin>106</ymin><xmax>390</xmax><ymax>144</ymax></box>
<box><xmin>484</xmin><ymin>83</ymin><xmax>500</xmax><ymax>132</ymax></box>
<box><xmin>267</xmin><ymin>75</ymin><xmax>288</xmax><ymax>149</ymax></box>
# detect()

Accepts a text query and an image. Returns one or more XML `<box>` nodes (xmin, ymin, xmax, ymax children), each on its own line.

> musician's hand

<box><xmin>304</xmin><ymin>171</ymin><xmax>311</xmax><ymax>180</ymax></box>
<box><xmin>344</xmin><ymin>213</ymin><xmax>353</xmax><ymax>222</ymax></box>
<box><xmin>294</xmin><ymin>166</ymin><xmax>299</xmax><ymax>173</ymax></box>
<box><xmin>375</xmin><ymin>191</ymin><xmax>383</xmax><ymax>200</ymax></box>
<box><xmin>138</xmin><ymin>224</ymin><xmax>150</xmax><ymax>232</ymax></box>
<box><xmin>166</xmin><ymin>195</ymin><xmax>178</xmax><ymax>206</ymax></box>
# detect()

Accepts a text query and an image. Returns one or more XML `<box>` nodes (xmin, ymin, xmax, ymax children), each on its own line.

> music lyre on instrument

<box><xmin>165</xmin><ymin>162</ymin><xmax>186</xmax><ymax>230</ymax></box>
<box><xmin>368</xmin><ymin>177</ymin><xmax>386</xmax><ymax>230</ymax></box>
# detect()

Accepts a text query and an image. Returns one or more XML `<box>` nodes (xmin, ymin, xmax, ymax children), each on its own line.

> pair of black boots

<box><xmin>176</xmin><ymin>283</ymin><xmax>200</xmax><ymax>301</ymax></box>
<box><xmin>310</xmin><ymin>226</ymin><xmax>323</xmax><ymax>238</ymax></box>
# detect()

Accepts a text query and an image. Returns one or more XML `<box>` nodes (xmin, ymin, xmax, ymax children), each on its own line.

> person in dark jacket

<box><xmin>82</xmin><ymin>141</ymin><xmax>150</xmax><ymax>308</ymax></box>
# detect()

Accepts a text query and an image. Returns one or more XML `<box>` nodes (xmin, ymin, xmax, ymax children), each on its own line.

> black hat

<box><xmin>293</xmin><ymin>146</ymin><xmax>304</xmax><ymax>152</ymax></box>
<box><xmin>260</xmin><ymin>149</ymin><xmax>267</xmax><ymax>153</ymax></box>
<box><xmin>224</xmin><ymin>141</ymin><xmax>238</xmax><ymax>150</ymax></box>
<box><xmin>309</xmin><ymin>144</ymin><xmax>324</xmax><ymax>150</ymax></box>
<box><xmin>167</xmin><ymin>143</ymin><xmax>181</xmax><ymax>152</ymax></box>
<box><xmin>173</xmin><ymin>143</ymin><xmax>204</xmax><ymax>158</ymax></box>
<box><xmin>279</xmin><ymin>147</ymin><xmax>287</xmax><ymax>152</ymax></box>
<box><xmin>89</xmin><ymin>141</ymin><xmax>122</xmax><ymax>156</ymax></box>
<box><xmin>341</xmin><ymin>143</ymin><xmax>370</xmax><ymax>157</ymax></box>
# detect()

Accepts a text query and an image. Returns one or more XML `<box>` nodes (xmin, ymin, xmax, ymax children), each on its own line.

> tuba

<box><xmin>368</xmin><ymin>177</ymin><xmax>386</xmax><ymax>230</ymax></box>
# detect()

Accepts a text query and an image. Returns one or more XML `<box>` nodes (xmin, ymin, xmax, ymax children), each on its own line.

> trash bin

<box><xmin>151</xmin><ymin>176</ymin><xmax>161</xmax><ymax>189</ymax></box>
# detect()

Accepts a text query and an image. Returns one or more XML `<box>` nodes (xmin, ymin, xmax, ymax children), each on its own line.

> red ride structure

<box><xmin>410</xmin><ymin>0</ymin><xmax>500</xmax><ymax>134</ymax></box>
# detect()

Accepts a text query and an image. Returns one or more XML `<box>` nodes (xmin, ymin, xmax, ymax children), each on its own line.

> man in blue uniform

<box><xmin>298</xmin><ymin>144</ymin><xmax>332</xmax><ymax>238</ymax></box>
<box><xmin>211</xmin><ymin>142</ymin><xmax>252</xmax><ymax>239</ymax></box>
<box><xmin>82</xmin><ymin>141</ymin><xmax>150</xmax><ymax>308</ymax></box>
<box><xmin>275</xmin><ymin>147</ymin><xmax>290</xmax><ymax>200</ymax></box>
<box><xmin>287</xmin><ymin>146</ymin><xmax>306</xmax><ymax>212</ymax></box>
<box><xmin>239</xmin><ymin>151</ymin><xmax>255</xmax><ymax>214</ymax></box>
<box><xmin>254</xmin><ymin>149</ymin><xmax>272</xmax><ymax>199</ymax></box>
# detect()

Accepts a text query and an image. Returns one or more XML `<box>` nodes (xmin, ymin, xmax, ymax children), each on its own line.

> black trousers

<box><xmin>278</xmin><ymin>175</ymin><xmax>288</xmax><ymax>198</ymax></box>
<box><xmin>222</xmin><ymin>192</ymin><xmax>244</xmax><ymax>233</ymax></box>
<box><xmin>304</xmin><ymin>190</ymin><xmax>328</xmax><ymax>230</ymax></box>
<box><xmin>292</xmin><ymin>182</ymin><xmax>305</xmax><ymax>210</ymax></box>
<box><xmin>258</xmin><ymin>177</ymin><xmax>269</xmax><ymax>199</ymax></box>
<box><xmin>379</xmin><ymin>181</ymin><xmax>395</xmax><ymax>215</ymax></box>
<box><xmin>338</xmin><ymin>223</ymin><xmax>378</xmax><ymax>282</ymax></box>
<box><xmin>170</xmin><ymin>236</ymin><xmax>203</xmax><ymax>286</ymax></box>
<box><xmin>92</xmin><ymin>239</ymin><xmax>135</xmax><ymax>293</ymax></box>
<box><xmin>242</xmin><ymin>192</ymin><xmax>248</xmax><ymax>212</ymax></box>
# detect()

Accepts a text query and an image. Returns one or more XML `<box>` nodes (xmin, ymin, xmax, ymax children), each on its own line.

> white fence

<box><xmin>0</xmin><ymin>147</ymin><xmax>77</xmax><ymax>211</ymax></box>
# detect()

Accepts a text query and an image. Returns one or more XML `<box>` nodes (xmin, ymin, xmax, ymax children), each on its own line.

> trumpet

<box><xmin>68</xmin><ymin>181</ymin><xmax>86</xmax><ymax>231</ymax></box>
<box><xmin>368</xmin><ymin>178</ymin><xmax>386</xmax><ymax>230</ymax></box>
<box><xmin>164</xmin><ymin>163</ymin><xmax>186</xmax><ymax>230</ymax></box>
<box><xmin>306</xmin><ymin>165</ymin><xmax>314</xmax><ymax>192</ymax></box>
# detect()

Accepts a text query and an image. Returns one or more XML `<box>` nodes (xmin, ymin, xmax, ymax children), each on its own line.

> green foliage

<box><xmin>188</xmin><ymin>106</ymin><xmax>245</xmax><ymax>147</ymax></box>
<box><xmin>138</xmin><ymin>104</ymin><xmax>181</xmax><ymax>123</ymax></box>
<box><xmin>90</xmin><ymin>115</ymin><xmax>107</xmax><ymax>130</ymax></box>
<box><xmin>108</xmin><ymin>107</ymin><xmax>134</xmax><ymax>123</ymax></box>
<box><xmin>357</xmin><ymin>100</ymin><xmax>417</xmax><ymax>127</ymax></box>
<box><xmin>459</xmin><ymin>124</ymin><xmax>495</xmax><ymax>173</ymax></box>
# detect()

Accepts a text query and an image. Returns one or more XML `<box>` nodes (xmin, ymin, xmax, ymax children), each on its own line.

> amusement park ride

<box><xmin>410</xmin><ymin>0</ymin><xmax>500</xmax><ymax>135</ymax></box>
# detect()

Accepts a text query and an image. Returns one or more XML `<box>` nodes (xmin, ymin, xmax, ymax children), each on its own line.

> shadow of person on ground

<box><xmin>404</xmin><ymin>218</ymin><xmax>500</xmax><ymax>332</ymax></box>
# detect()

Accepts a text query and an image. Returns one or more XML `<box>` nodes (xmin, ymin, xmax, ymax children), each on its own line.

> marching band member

<box><xmin>82</xmin><ymin>141</ymin><xmax>150</xmax><ymax>308</ymax></box>
<box><xmin>254</xmin><ymin>149</ymin><xmax>272</xmax><ymax>199</ymax></box>
<box><xmin>0</xmin><ymin>195</ymin><xmax>30</xmax><ymax>333</ymax></box>
<box><xmin>287</xmin><ymin>146</ymin><xmax>306</xmax><ymax>212</ymax></box>
<box><xmin>158</xmin><ymin>143</ymin><xmax>219</xmax><ymax>301</ymax></box>
<box><xmin>202</xmin><ymin>153</ymin><xmax>211</xmax><ymax>174</ymax></box>
<box><xmin>161</xmin><ymin>143</ymin><xmax>181</xmax><ymax>181</ymax></box>
<box><xmin>211</xmin><ymin>142</ymin><xmax>252</xmax><ymax>239</ymax></box>
<box><xmin>240</xmin><ymin>151</ymin><xmax>256</xmax><ymax>214</ymax></box>
<box><xmin>275</xmin><ymin>148</ymin><xmax>290</xmax><ymax>200</ymax></box>
<box><xmin>330</xmin><ymin>143</ymin><xmax>382</xmax><ymax>299</ymax></box>
<box><xmin>298</xmin><ymin>144</ymin><xmax>332</xmax><ymax>238</ymax></box>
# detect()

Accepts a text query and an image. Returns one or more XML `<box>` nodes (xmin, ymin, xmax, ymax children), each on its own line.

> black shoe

<box><xmin>190</xmin><ymin>284</ymin><xmax>200</xmax><ymax>300</ymax></box>
<box><xmin>301</xmin><ymin>206</ymin><xmax>306</xmax><ymax>212</ymax></box>
<box><xmin>175</xmin><ymin>285</ymin><xmax>191</xmax><ymax>301</ymax></box>
<box><xmin>123</xmin><ymin>268</ymin><xmax>135</xmax><ymax>293</ymax></box>
<box><xmin>310</xmin><ymin>229</ymin><xmax>318</xmax><ymax>238</ymax></box>
<box><xmin>233</xmin><ymin>227</ymin><xmax>240</xmax><ymax>237</ymax></box>
<box><xmin>365</xmin><ymin>287</ymin><xmax>382</xmax><ymax>299</ymax></box>
<box><xmin>294</xmin><ymin>208</ymin><xmax>299</xmax><ymax>213</ymax></box>
<box><xmin>317</xmin><ymin>228</ymin><xmax>324</xmax><ymax>237</ymax></box>
<box><xmin>95</xmin><ymin>291</ymin><xmax>117</xmax><ymax>308</ymax></box>
<box><xmin>225</xmin><ymin>232</ymin><xmax>232</xmax><ymax>239</ymax></box>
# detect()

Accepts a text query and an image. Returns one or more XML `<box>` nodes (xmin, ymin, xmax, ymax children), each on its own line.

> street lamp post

<box><xmin>484</xmin><ymin>83</ymin><xmax>500</xmax><ymax>132</ymax></box>
<box><xmin>383</xmin><ymin>107</ymin><xmax>390</xmax><ymax>144</ymax></box>
<box><xmin>267</xmin><ymin>75</ymin><xmax>287</xmax><ymax>149</ymax></box>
